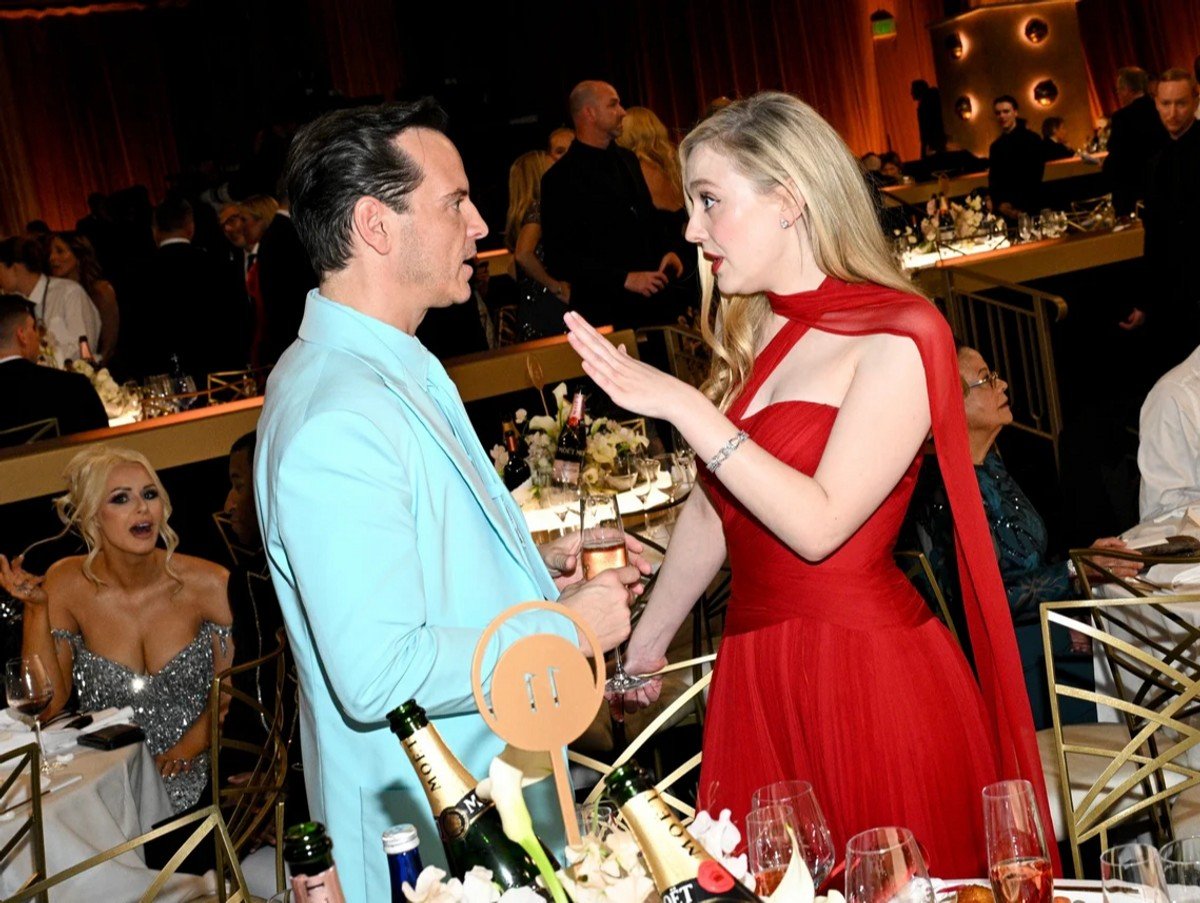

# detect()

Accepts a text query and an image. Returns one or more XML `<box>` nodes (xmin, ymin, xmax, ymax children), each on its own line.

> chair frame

<box><xmin>1041</xmin><ymin>595</ymin><xmax>1200</xmax><ymax>876</ymax></box>
<box><xmin>0</xmin><ymin>418</ymin><xmax>59</xmax><ymax>446</ymax></box>
<box><xmin>0</xmin><ymin>742</ymin><xmax>47</xmax><ymax>903</ymax></box>
<box><xmin>209</xmin><ymin>629</ymin><xmax>290</xmax><ymax>894</ymax></box>
<box><xmin>1070</xmin><ymin>546</ymin><xmax>1200</xmax><ymax>600</ymax></box>
<box><xmin>7</xmin><ymin>804</ymin><xmax>251</xmax><ymax>903</ymax></box>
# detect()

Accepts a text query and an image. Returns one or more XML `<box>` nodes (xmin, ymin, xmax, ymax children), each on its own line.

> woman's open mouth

<box><xmin>130</xmin><ymin>521</ymin><xmax>154</xmax><ymax>539</ymax></box>
<box><xmin>703</xmin><ymin>252</ymin><xmax>724</xmax><ymax>274</ymax></box>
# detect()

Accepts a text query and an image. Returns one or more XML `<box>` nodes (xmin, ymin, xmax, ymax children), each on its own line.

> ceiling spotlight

<box><xmin>945</xmin><ymin>32</ymin><xmax>965</xmax><ymax>60</ymax></box>
<box><xmin>1033</xmin><ymin>79</ymin><xmax>1059</xmax><ymax>106</ymax></box>
<box><xmin>955</xmin><ymin>96</ymin><xmax>973</xmax><ymax>120</ymax></box>
<box><xmin>1024</xmin><ymin>18</ymin><xmax>1049</xmax><ymax>44</ymax></box>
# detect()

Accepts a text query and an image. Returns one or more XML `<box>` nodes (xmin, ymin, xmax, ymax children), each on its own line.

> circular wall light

<box><xmin>955</xmin><ymin>96</ymin><xmax>973</xmax><ymax>120</ymax></box>
<box><xmin>945</xmin><ymin>32</ymin><xmax>965</xmax><ymax>60</ymax></box>
<box><xmin>1033</xmin><ymin>79</ymin><xmax>1059</xmax><ymax>106</ymax></box>
<box><xmin>1024</xmin><ymin>18</ymin><xmax>1049</xmax><ymax>44</ymax></box>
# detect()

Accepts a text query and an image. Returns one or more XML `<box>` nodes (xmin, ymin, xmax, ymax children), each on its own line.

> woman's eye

<box><xmin>110</xmin><ymin>493</ymin><xmax>128</xmax><ymax>504</ymax></box>
<box><xmin>143</xmin><ymin>489</ymin><xmax>159</xmax><ymax>500</ymax></box>
<box><xmin>700</xmin><ymin>194</ymin><xmax>717</xmax><ymax>210</ymax></box>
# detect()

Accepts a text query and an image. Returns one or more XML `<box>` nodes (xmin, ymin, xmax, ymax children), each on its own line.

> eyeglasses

<box><xmin>964</xmin><ymin>370</ymin><xmax>1001</xmax><ymax>391</ymax></box>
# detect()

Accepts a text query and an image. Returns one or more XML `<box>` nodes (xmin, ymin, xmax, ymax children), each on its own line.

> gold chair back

<box><xmin>0</xmin><ymin>742</ymin><xmax>47</xmax><ymax>903</ymax></box>
<box><xmin>209</xmin><ymin>629</ymin><xmax>290</xmax><ymax>894</ymax></box>
<box><xmin>206</xmin><ymin>369</ymin><xmax>268</xmax><ymax>404</ymax></box>
<box><xmin>0</xmin><ymin>418</ymin><xmax>59</xmax><ymax>446</ymax></box>
<box><xmin>8</xmin><ymin>805</ymin><xmax>251</xmax><ymax>903</ymax></box>
<box><xmin>633</xmin><ymin>325</ymin><xmax>711</xmax><ymax>389</ymax></box>
<box><xmin>569</xmin><ymin>654</ymin><xmax>716</xmax><ymax>821</ymax></box>
<box><xmin>894</xmin><ymin>549</ymin><xmax>960</xmax><ymax>646</ymax></box>
<box><xmin>1041</xmin><ymin>596</ymin><xmax>1200</xmax><ymax>876</ymax></box>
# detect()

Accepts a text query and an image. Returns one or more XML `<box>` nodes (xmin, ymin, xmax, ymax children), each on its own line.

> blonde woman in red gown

<box><xmin>564</xmin><ymin>92</ymin><xmax>1057</xmax><ymax>877</ymax></box>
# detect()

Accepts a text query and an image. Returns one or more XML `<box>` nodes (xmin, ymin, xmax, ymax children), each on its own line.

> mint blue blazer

<box><xmin>255</xmin><ymin>292</ymin><xmax>575</xmax><ymax>901</ymax></box>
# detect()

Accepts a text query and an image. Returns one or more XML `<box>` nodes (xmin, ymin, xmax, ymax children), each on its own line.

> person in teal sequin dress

<box><xmin>909</xmin><ymin>346</ymin><xmax>1142</xmax><ymax>726</ymax></box>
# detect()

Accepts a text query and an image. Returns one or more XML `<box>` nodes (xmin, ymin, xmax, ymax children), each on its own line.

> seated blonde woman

<box><xmin>0</xmin><ymin>446</ymin><xmax>233</xmax><ymax>811</ymax></box>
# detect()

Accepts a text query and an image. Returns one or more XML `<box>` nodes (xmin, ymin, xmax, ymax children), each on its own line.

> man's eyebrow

<box><xmin>443</xmin><ymin>188</ymin><xmax>469</xmax><ymax>202</ymax></box>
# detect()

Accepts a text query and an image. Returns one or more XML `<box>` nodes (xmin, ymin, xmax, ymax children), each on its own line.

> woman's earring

<box><xmin>780</xmin><ymin>218</ymin><xmax>792</xmax><ymax>229</ymax></box>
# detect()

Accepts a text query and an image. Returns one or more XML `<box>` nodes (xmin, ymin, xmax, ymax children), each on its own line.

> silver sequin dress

<box><xmin>52</xmin><ymin>621</ymin><xmax>232</xmax><ymax>812</ymax></box>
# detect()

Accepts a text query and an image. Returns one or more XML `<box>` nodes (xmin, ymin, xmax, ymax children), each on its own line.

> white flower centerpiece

<box><xmin>69</xmin><ymin>360</ymin><xmax>141</xmax><ymax>421</ymax></box>
<box><xmin>919</xmin><ymin>194</ymin><xmax>999</xmax><ymax>247</ymax></box>
<box><xmin>489</xmin><ymin>384</ymin><xmax>649</xmax><ymax>492</ymax></box>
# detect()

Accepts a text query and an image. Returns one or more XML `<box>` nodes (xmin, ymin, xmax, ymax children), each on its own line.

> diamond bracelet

<box><xmin>706</xmin><ymin>430</ymin><xmax>751</xmax><ymax>473</ymax></box>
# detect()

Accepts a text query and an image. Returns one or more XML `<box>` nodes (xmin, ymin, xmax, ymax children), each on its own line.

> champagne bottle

<box><xmin>552</xmin><ymin>391</ymin><xmax>586</xmax><ymax>486</ymax></box>
<box><xmin>605</xmin><ymin>762</ymin><xmax>757</xmax><ymax>903</ymax></box>
<box><xmin>283</xmin><ymin>821</ymin><xmax>348</xmax><ymax>903</ymax></box>
<box><xmin>501</xmin><ymin>420</ymin><xmax>531</xmax><ymax>490</ymax></box>
<box><xmin>77</xmin><ymin>335</ymin><xmax>95</xmax><ymax>364</ymax></box>
<box><xmin>388</xmin><ymin>700</ymin><xmax>547</xmax><ymax>894</ymax></box>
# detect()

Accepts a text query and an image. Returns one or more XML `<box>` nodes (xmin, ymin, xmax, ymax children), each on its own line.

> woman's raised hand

<box><xmin>564</xmin><ymin>311</ymin><xmax>698</xmax><ymax>422</ymax></box>
<box><xmin>0</xmin><ymin>555</ymin><xmax>48</xmax><ymax>606</ymax></box>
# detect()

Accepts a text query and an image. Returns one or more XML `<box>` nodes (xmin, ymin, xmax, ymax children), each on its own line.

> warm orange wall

<box><xmin>930</xmin><ymin>0</ymin><xmax>1094</xmax><ymax>157</ymax></box>
<box><xmin>870</xmin><ymin>0</ymin><xmax>944</xmax><ymax>160</ymax></box>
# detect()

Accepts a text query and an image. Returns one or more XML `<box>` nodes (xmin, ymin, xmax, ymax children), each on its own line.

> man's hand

<box><xmin>624</xmin><ymin>270</ymin><xmax>668</xmax><ymax>296</ymax></box>
<box><xmin>1119</xmin><ymin>307</ymin><xmax>1146</xmax><ymax>331</ymax></box>
<box><xmin>658</xmin><ymin>252</ymin><xmax>683</xmax><ymax>279</ymax></box>
<box><xmin>559</xmin><ymin>565</ymin><xmax>642</xmax><ymax>656</ymax></box>
<box><xmin>540</xmin><ymin>532</ymin><xmax>652</xmax><ymax>590</ymax></box>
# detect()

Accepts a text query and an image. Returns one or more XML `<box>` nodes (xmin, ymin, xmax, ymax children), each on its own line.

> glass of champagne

<box><xmin>1018</xmin><ymin>213</ymin><xmax>1033</xmax><ymax>243</ymax></box>
<box><xmin>1102</xmin><ymin>845</ymin><xmax>1171</xmax><ymax>903</ymax></box>
<box><xmin>747</xmin><ymin>804</ymin><xmax>800</xmax><ymax>895</ymax></box>
<box><xmin>5</xmin><ymin>655</ymin><xmax>56</xmax><ymax>774</ymax></box>
<box><xmin>984</xmin><ymin>780</ymin><xmax>1053</xmax><ymax>903</ymax></box>
<box><xmin>580</xmin><ymin>494</ymin><xmax>646</xmax><ymax>693</ymax></box>
<box><xmin>845</xmin><ymin>827</ymin><xmax>935</xmax><ymax>903</ymax></box>
<box><xmin>751</xmin><ymin>780</ymin><xmax>836</xmax><ymax>888</ymax></box>
<box><xmin>632</xmin><ymin>457</ymin><xmax>660</xmax><ymax>527</ymax></box>
<box><xmin>1160</xmin><ymin>838</ymin><xmax>1200</xmax><ymax>903</ymax></box>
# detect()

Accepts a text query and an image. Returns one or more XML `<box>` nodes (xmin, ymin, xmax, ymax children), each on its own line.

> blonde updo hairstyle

<box><xmin>617</xmin><ymin>107</ymin><xmax>684</xmax><ymax>200</ymax></box>
<box><xmin>678</xmin><ymin>91</ymin><xmax>922</xmax><ymax>412</ymax></box>
<box><xmin>53</xmin><ymin>446</ymin><xmax>182</xmax><ymax>588</ymax></box>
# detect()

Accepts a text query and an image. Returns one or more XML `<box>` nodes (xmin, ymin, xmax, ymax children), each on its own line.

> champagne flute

<box><xmin>845</xmin><ymin>827</ymin><xmax>935</xmax><ymax>903</ymax></box>
<box><xmin>632</xmin><ymin>457</ymin><xmax>661</xmax><ymax>529</ymax></box>
<box><xmin>984</xmin><ymin>780</ymin><xmax>1053</xmax><ymax>903</ymax></box>
<box><xmin>1102</xmin><ymin>845</ymin><xmax>1171</xmax><ymax>903</ymax></box>
<box><xmin>1018</xmin><ymin>213</ymin><xmax>1033</xmax><ymax>243</ymax></box>
<box><xmin>1160</xmin><ymin>837</ymin><xmax>1200</xmax><ymax>903</ymax></box>
<box><xmin>751</xmin><ymin>779</ymin><xmax>836</xmax><ymax>888</ymax></box>
<box><xmin>747</xmin><ymin>803</ymin><xmax>801</xmax><ymax>895</ymax></box>
<box><xmin>580</xmin><ymin>494</ymin><xmax>647</xmax><ymax>693</ymax></box>
<box><xmin>5</xmin><ymin>655</ymin><xmax>56</xmax><ymax>774</ymax></box>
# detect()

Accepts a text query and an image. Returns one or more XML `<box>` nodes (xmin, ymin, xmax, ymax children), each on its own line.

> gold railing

<box><xmin>939</xmin><ymin>266</ymin><xmax>1067</xmax><ymax>469</ymax></box>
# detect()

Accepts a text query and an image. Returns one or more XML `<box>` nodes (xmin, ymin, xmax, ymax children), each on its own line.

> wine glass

<box><xmin>845</xmin><ymin>827</ymin><xmax>935</xmax><ymax>903</ymax></box>
<box><xmin>1101</xmin><ymin>844</ymin><xmax>1171</xmax><ymax>903</ymax></box>
<box><xmin>546</xmin><ymin>482</ymin><xmax>580</xmax><ymax>536</ymax></box>
<box><xmin>5</xmin><ymin>655</ymin><xmax>56</xmax><ymax>774</ymax></box>
<box><xmin>984</xmin><ymin>780</ymin><xmax>1053</xmax><ymax>903</ymax></box>
<box><xmin>580</xmin><ymin>494</ymin><xmax>646</xmax><ymax>694</ymax></box>
<box><xmin>576</xmin><ymin>801</ymin><xmax>620</xmax><ymax>842</ymax></box>
<box><xmin>1160</xmin><ymin>837</ymin><xmax>1200</xmax><ymax>903</ymax></box>
<box><xmin>751</xmin><ymin>780</ymin><xmax>836</xmax><ymax>888</ymax></box>
<box><xmin>1017</xmin><ymin>214</ymin><xmax>1033</xmax><ymax>243</ymax></box>
<box><xmin>747</xmin><ymin>804</ymin><xmax>800</xmax><ymax>895</ymax></box>
<box><xmin>632</xmin><ymin>457</ymin><xmax>661</xmax><ymax>529</ymax></box>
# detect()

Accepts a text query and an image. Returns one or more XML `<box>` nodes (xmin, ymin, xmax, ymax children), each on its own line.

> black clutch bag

<box><xmin>76</xmin><ymin>723</ymin><xmax>145</xmax><ymax>750</ymax></box>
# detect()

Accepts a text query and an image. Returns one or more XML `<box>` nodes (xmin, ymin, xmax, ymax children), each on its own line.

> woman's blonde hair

<box><xmin>504</xmin><ymin>150</ymin><xmax>551</xmax><ymax>251</ymax></box>
<box><xmin>54</xmin><ymin>446</ymin><xmax>181</xmax><ymax>588</ymax></box>
<box><xmin>678</xmin><ymin>91</ymin><xmax>922</xmax><ymax>411</ymax></box>
<box><xmin>618</xmin><ymin>106</ymin><xmax>683</xmax><ymax>201</ymax></box>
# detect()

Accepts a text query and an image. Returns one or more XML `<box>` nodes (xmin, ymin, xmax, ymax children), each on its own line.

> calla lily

<box><xmin>474</xmin><ymin>747</ymin><xmax>567</xmax><ymax>903</ymax></box>
<box><xmin>551</xmin><ymin>383</ymin><xmax>569</xmax><ymax>406</ymax></box>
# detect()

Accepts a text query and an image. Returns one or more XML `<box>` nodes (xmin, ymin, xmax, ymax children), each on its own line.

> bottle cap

<box><xmin>382</xmin><ymin>824</ymin><xmax>420</xmax><ymax>855</ymax></box>
<box><xmin>387</xmin><ymin>699</ymin><xmax>426</xmax><ymax>737</ymax></box>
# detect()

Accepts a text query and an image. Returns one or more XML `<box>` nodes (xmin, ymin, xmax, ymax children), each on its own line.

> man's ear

<box><xmin>352</xmin><ymin>196</ymin><xmax>394</xmax><ymax>257</ymax></box>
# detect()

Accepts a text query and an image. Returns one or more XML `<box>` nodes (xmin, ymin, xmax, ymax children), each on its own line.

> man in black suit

<box><xmin>541</xmin><ymin>80</ymin><xmax>686</xmax><ymax>330</ymax></box>
<box><xmin>988</xmin><ymin>95</ymin><xmax>1046</xmax><ymax>220</ymax></box>
<box><xmin>911</xmin><ymin>80</ymin><xmax>946</xmax><ymax>156</ymax></box>
<box><xmin>256</xmin><ymin>196</ymin><xmax>318</xmax><ymax>366</ymax></box>
<box><xmin>1103</xmin><ymin>67</ymin><xmax>1169</xmax><ymax>216</ymax></box>
<box><xmin>139</xmin><ymin>196</ymin><xmax>248</xmax><ymax>381</ymax></box>
<box><xmin>0</xmin><ymin>294</ymin><xmax>107</xmax><ymax>445</ymax></box>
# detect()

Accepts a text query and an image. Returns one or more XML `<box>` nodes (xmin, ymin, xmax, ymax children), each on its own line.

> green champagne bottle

<box><xmin>283</xmin><ymin>821</ymin><xmax>348</xmax><ymax>903</ymax></box>
<box><xmin>388</xmin><ymin>699</ymin><xmax>547</xmax><ymax>895</ymax></box>
<box><xmin>605</xmin><ymin>762</ymin><xmax>758</xmax><ymax>903</ymax></box>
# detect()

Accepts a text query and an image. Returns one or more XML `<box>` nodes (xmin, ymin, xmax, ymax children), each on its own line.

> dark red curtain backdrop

<box><xmin>1078</xmin><ymin>0</ymin><xmax>1200</xmax><ymax>114</ymax></box>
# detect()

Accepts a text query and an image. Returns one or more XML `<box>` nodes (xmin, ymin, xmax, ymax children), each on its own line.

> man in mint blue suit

<box><xmin>254</xmin><ymin>99</ymin><xmax>645</xmax><ymax>900</ymax></box>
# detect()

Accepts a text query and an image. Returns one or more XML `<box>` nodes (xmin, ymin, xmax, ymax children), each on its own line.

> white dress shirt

<box><xmin>1139</xmin><ymin>344</ymin><xmax>1200</xmax><ymax>520</ymax></box>
<box><xmin>25</xmin><ymin>275</ymin><xmax>101</xmax><ymax>368</ymax></box>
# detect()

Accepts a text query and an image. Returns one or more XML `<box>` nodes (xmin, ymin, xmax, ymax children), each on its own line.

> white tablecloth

<box><xmin>0</xmin><ymin>743</ymin><xmax>214</xmax><ymax>902</ymax></box>
<box><xmin>516</xmin><ymin>472</ymin><xmax>677</xmax><ymax>533</ymax></box>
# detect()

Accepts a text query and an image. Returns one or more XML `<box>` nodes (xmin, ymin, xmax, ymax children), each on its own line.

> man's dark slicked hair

<box><xmin>993</xmin><ymin>94</ymin><xmax>1019</xmax><ymax>109</ymax></box>
<box><xmin>285</xmin><ymin>98</ymin><xmax>450</xmax><ymax>278</ymax></box>
<box><xmin>0</xmin><ymin>236</ymin><xmax>45</xmax><ymax>273</ymax></box>
<box><xmin>154</xmin><ymin>195</ymin><xmax>194</xmax><ymax>233</ymax></box>
<box><xmin>0</xmin><ymin>293</ymin><xmax>35</xmax><ymax>344</ymax></box>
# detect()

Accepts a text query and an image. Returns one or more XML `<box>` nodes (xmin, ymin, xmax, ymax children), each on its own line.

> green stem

<box><xmin>518</xmin><ymin>834</ymin><xmax>568</xmax><ymax>903</ymax></box>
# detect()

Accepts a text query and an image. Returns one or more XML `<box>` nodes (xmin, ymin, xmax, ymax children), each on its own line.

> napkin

<box><xmin>0</xmin><ymin>770</ymin><xmax>83</xmax><ymax>815</ymax></box>
<box><xmin>0</xmin><ymin>706</ymin><xmax>135</xmax><ymax>757</ymax></box>
<box><xmin>1145</xmin><ymin>562</ymin><xmax>1200</xmax><ymax>589</ymax></box>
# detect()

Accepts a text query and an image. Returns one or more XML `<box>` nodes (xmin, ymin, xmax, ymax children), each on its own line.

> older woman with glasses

<box><xmin>907</xmin><ymin>344</ymin><xmax>1141</xmax><ymax>726</ymax></box>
